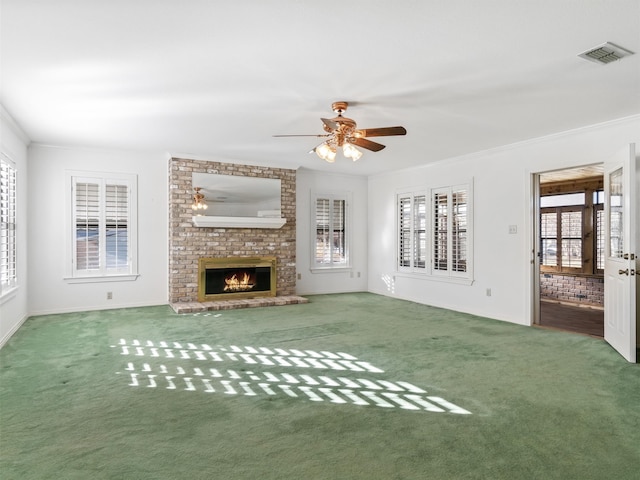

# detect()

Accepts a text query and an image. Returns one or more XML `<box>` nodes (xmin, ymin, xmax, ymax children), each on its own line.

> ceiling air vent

<box><xmin>578</xmin><ymin>42</ymin><xmax>634</xmax><ymax>64</ymax></box>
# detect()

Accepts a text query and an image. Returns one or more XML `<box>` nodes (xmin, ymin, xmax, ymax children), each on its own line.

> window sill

<box><xmin>394</xmin><ymin>271</ymin><xmax>474</xmax><ymax>286</ymax></box>
<box><xmin>310</xmin><ymin>266</ymin><xmax>352</xmax><ymax>274</ymax></box>
<box><xmin>64</xmin><ymin>274</ymin><xmax>140</xmax><ymax>284</ymax></box>
<box><xmin>0</xmin><ymin>286</ymin><xmax>18</xmax><ymax>305</ymax></box>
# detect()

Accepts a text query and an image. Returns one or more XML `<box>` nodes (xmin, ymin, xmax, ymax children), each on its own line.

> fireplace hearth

<box><xmin>198</xmin><ymin>256</ymin><xmax>276</xmax><ymax>302</ymax></box>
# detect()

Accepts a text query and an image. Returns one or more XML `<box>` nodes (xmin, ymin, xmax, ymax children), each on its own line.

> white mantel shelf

<box><xmin>192</xmin><ymin>216</ymin><xmax>286</xmax><ymax>229</ymax></box>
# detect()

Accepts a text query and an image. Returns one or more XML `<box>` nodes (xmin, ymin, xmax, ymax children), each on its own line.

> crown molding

<box><xmin>0</xmin><ymin>104</ymin><xmax>30</xmax><ymax>145</ymax></box>
<box><xmin>372</xmin><ymin>114</ymin><xmax>640</xmax><ymax>179</ymax></box>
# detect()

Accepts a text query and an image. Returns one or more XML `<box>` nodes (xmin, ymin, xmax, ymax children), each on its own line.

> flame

<box><xmin>224</xmin><ymin>271</ymin><xmax>255</xmax><ymax>292</ymax></box>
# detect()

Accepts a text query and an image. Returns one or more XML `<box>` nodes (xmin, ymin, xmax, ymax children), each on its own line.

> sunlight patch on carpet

<box><xmin>112</xmin><ymin>339</ymin><xmax>471</xmax><ymax>415</ymax></box>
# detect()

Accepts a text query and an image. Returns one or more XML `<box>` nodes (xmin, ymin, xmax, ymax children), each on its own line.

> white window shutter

<box><xmin>69</xmin><ymin>172</ymin><xmax>137</xmax><ymax>279</ymax></box>
<box><xmin>0</xmin><ymin>157</ymin><xmax>17</xmax><ymax>291</ymax></box>
<box><xmin>105</xmin><ymin>183</ymin><xmax>129</xmax><ymax>269</ymax></box>
<box><xmin>312</xmin><ymin>193</ymin><xmax>349</xmax><ymax>268</ymax></box>
<box><xmin>74</xmin><ymin>182</ymin><xmax>101</xmax><ymax>271</ymax></box>
<box><xmin>398</xmin><ymin>195</ymin><xmax>412</xmax><ymax>268</ymax></box>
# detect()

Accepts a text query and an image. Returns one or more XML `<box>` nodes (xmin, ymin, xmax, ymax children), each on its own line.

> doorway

<box><xmin>534</xmin><ymin>164</ymin><xmax>605</xmax><ymax>337</ymax></box>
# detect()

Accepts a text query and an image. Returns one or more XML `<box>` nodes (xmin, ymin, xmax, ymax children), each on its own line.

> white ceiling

<box><xmin>2</xmin><ymin>1</ymin><xmax>639</xmax><ymax>176</ymax></box>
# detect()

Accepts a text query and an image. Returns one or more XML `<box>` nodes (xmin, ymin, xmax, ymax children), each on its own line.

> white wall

<box><xmin>0</xmin><ymin>107</ymin><xmax>30</xmax><ymax>346</ymax></box>
<box><xmin>637</xmin><ymin>148</ymin><xmax>640</xmax><ymax>346</ymax></box>
<box><xmin>5</xmin><ymin>114</ymin><xmax>638</xmax><ymax>338</ymax></box>
<box><xmin>27</xmin><ymin>145</ymin><xmax>168</xmax><ymax>315</ymax></box>
<box><xmin>368</xmin><ymin>115</ymin><xmax>640</xmax><ymax>326</ymax></box>
<box><xmin>296</xmin><ymin>168</ymin><xmax>368</xmax><ymax>295</ymax></box>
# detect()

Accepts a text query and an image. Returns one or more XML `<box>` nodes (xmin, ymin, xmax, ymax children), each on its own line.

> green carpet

<box><xmin>1</xmin><ymin>293</ymin><xmax>638</xmax><ymax>479</ymax></box>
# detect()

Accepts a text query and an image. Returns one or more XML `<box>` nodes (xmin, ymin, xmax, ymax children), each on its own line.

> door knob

<box><xmin>618</xmin><ymin>269</ymin><xmax>629</xmax><ymax>275</ymax></box>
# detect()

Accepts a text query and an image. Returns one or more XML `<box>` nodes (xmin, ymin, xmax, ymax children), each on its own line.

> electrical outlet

<box><xmin>107</xmin><ymin>291</ymin><xmax>113</xmax><ymax>300</ymax></box>
<box><xmin>508</xmin><ymin>225</ymin><xmax>517</xmax><ymax>234</ymax></box>
<box><xmin>486</xmin><ymin>288</ymin><xmax>491</xmax><ymax>297</ymax></box>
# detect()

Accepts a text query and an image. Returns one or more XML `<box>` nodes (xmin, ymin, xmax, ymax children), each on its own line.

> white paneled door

<box><xmin>604</xmin><ymin>144</ymin><xmax>637</xmax><ymax>363</ymax></box>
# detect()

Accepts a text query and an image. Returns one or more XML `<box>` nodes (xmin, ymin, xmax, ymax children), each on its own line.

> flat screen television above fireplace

<box><xmin>198</xmin><ymin>256</ymin><xmax>277</xmax><ymax>302</ymax></box>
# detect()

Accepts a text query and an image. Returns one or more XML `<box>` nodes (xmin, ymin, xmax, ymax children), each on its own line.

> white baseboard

<box><xmin>27</xmin><ymin>301</ymin><xmax>169</xmax><ymax>317</ymax></box>
<box><xmin>0</xmin><ymin>313</ymin><xmax>29</xmax><ymax>349</ymax></box>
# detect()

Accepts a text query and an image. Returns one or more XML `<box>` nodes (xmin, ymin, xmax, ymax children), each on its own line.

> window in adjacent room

<box><xmin>67</xmin><ymin>172</ymin><xmax>138</xmax><ymax>281</ymax></box>
<box><xmin>540</xmin><ymin>188</ymin><xmax>603</xmax><ymax>275</ymax></box>
<box><xmin>594</xmin><ymin>190</ymin><xmax>604</xmax><ymax>272</ymax></box>
<box><xmin>312</xmin><ymin>193</ymin><xmax>350</xmax><ymax>270</ymax></box>
<box><xmin>0</xmin><ymin>154</ymin><xmax>17</xmax><ymax>295</ymax></box>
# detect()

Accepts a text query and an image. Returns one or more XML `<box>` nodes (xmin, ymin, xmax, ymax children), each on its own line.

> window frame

<box><xmin>65</xmin><ymin>171</ymin><xmax>139</xmax><ymax>283</ymax></box>
<box><xmin>396</xmin><ymin>181</ymin><xmax>473</xmax><ymax>285</ymax></box>
<box><xmin>310</xmin><ymin>191</ymin><xmax>351</xmax><ymax>272</ymax></box>
<box><xmin>430</xmin><ymin>185</ymin><xmax>472</xmax><ymax>280</ymax></box>
<box><xmin>397</xmin><ymin>192</ymin><xmax>427</xmax><ymax>273</ymax></box>
<box><xmin>540</xmin><ymin>206</ymin><xmax>585</xmax><ymax>274</ymax></box>
<box><xmin>0</xmin><ymin>153</ymin><xmax>17</xmax><ymax>297</ymax></box>
<box><xmin>538</xmin><ymin>180</ymin><xmax>604</xmax><ymax>276</ymax></box>
<box><xmin>594</xmin><ymin>202</ymin><xmax>604</xmax><ymax>273</ymax></box>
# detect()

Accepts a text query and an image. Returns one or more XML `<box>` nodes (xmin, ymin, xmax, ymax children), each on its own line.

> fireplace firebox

<box><xmin>198</xmin><ymin>256</ymin><xmax>276</xmax><ymax>302</ymax></box>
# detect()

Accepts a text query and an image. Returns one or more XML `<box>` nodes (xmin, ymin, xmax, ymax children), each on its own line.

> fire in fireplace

<box><xmin>198</xmin><ymin>256</ymin><xmax>276</xmax><ymax>301</ymax></box>
<box><xmin>224</xmin><ymin>271</ymin><xmax>255</xmax><ymax>292</ymax></box>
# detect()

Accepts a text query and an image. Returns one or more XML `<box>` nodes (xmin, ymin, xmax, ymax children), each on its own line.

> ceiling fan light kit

<box><xmin>191</xmin><ymin>187</ymin><xmax>208</xmax><ymax>211</ymax></box>
<box><xmin>314</xmin><ymin>143</ymin><xmax>337</xmax><ymax>163</ymax></box>
<box><xmin>343</xmin><ymin>142</ymin><xmax>363</xmax><ymax>161</ymax></box>
<box><xmin>274</xmin><ymin>101</ymin><xmax>406</xmax><ymax>163</ymax></box>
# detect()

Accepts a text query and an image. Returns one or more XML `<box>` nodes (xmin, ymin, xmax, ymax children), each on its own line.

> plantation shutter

<box><xmin>315</xmin><ymin>198</ymin><xmax>330</xmax><ymax>264</ymax></box>
<box><xmin>398</xmin><ymin>183</ymin><xmax>472</xmax><ymax>281</ymax></box>
<box><xmin>72</xmin><ymin>175</ymin><xmax>134</xmax><ymax>277</ymax></box>
<box><xmin>105</xmin><ymin>184</ymin><xmax>129</xmax><ymax>269</ymax></box>
<box><xmin>397</xmin><ymin>194</ymin><xmax>426</xmax><ymax>270</ymax></box>
<box><xmin>413</xmin><ymin>195</ymin><xmax>426</xmax><ymax>268</ymax></box>
<box><xmin>432</xmin><ymin>185</ymin><xmax>470</xmax><ymax>276</ymax></box>
<box><xmin>331</xmin><ymin>198</ymin><xmax>346</xmax><ymax>264</ymax></box>
<box><xmin>75</xmin><ymin>182</ymin><xmax>101</xmax><ymax>271</ymax></box>
<box><xmin>313</xmin><ymin>195</ymin><xmax>348</xmax><ymax>268</ymax></box>
<box><xmin>0</xmin><ymin>158</ymin><xmax>17</xmax><ymax>290</ymax></box>
<box><xmin>452</xmin><ymin>189</ymin><xmax>467</xmax><ymax>272</ymax></box>
<box><xmin>433</xmin><ymin>191</ymin><xmax>448</xmax><ymax>271</ymax></box>
<box><xmin>595</xmin><ymin>208</ymin><xmax>604</xmax><ymax>270</ymax></box>
<box><xmin>398</xmin><ymin>196</ymin><xmax>412</xmax><ymax>267</ymax></box>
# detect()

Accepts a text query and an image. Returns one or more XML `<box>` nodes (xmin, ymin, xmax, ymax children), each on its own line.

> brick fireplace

<box><xmin>168</xmin><ymin>158</ymin><xmax>300</xmax><ymax>310</ymax></box>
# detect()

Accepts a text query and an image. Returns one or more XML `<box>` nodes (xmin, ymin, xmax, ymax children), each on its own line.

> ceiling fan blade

<box><xmin>321</xmin><ymin>118</ymin><xmax>338</xmax><ymax>131</ymax></box>
<box><xmin>355</xmin><ymin>126</ymin><xmax>407</xmax><ymax>138</ymax></box>
<box><xmin>308</xmin><ymin>142</ymin><xmax>326</xmax><ymax>154</ymax></box>
<box><xmin>273</xmin><ymin>134</ymin><xmax>330</xmax><ymax>137</ymax></box>
<box><xmin>350</xmin><ymin>137</ymin><xmax>386</xmax><ymax>152</ymax></box>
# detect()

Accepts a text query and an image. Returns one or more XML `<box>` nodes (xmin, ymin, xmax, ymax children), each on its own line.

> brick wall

<box><xmin>540</xmin><ymin>273</ymin><xmax>604</xmax><ymax>306</ymax></box>
<box><xmin>169</xmin><ymin>158</ymin><xmax>296</xmax><ymax>303</ymax></box>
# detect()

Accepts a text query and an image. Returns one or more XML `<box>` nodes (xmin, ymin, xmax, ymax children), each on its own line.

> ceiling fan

<box><xmin>274</xmin><ymin>101</ymin><xmax>407</xmax><ymax>162</ymax></box>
